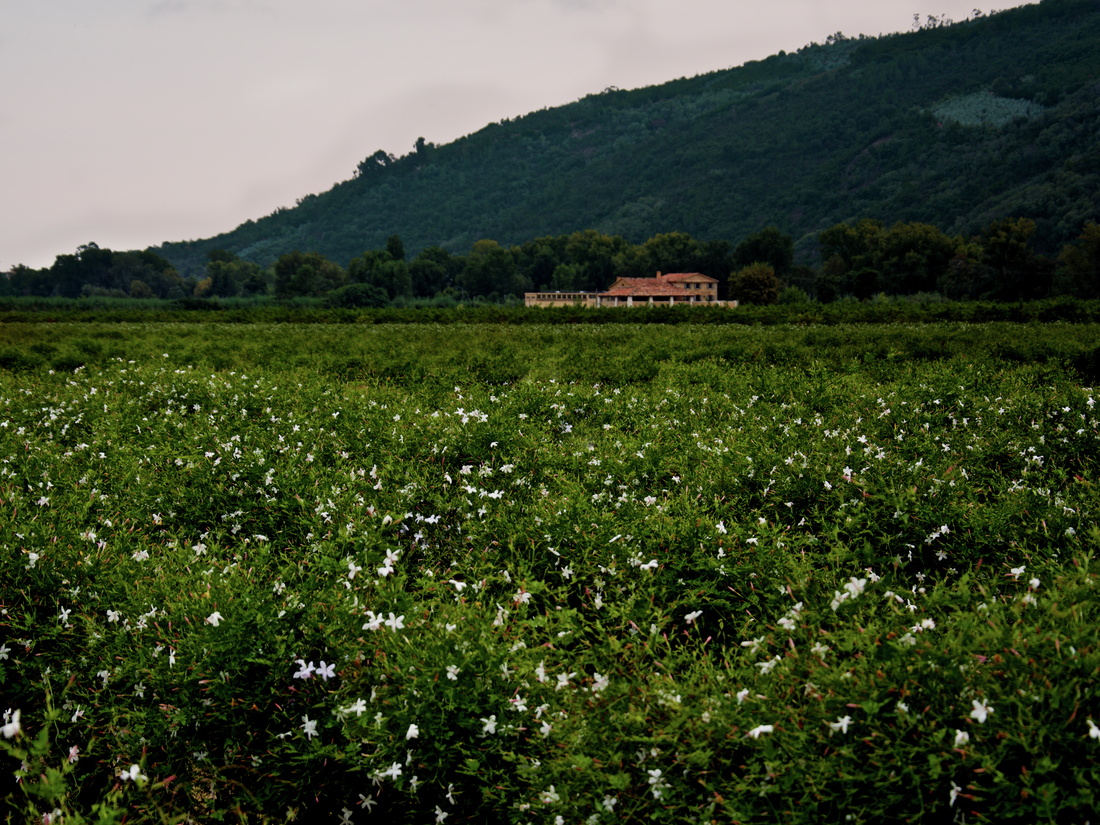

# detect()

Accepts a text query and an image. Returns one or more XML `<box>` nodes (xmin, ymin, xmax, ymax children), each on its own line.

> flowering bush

<box><xmin>2</xmin><ymin>323</ymin><xmax>1099</xmax><ymax>822</ymax></box>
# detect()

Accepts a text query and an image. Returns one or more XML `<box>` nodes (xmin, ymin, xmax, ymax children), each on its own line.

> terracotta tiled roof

<box><xmin>599</xmin><ymin>272</ymin><xmax>717</xmax><ymax>297</ymax></box>
<box><xmin>660</xmin><ymin>272</ymin><xmax>718</xmax><ymax>283</ymax></box>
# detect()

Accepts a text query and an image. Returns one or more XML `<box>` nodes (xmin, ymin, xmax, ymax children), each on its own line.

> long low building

<box><xmin>525</xmin><ymin>272</ymin><xmax>736</xmax><ymax>308</ymax></box>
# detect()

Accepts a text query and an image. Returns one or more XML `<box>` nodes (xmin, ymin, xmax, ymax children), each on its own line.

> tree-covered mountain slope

<box><xmin>155</xmin><ymin>0</ymin><xmax>1100</xmax><ymax>278</ymax></box>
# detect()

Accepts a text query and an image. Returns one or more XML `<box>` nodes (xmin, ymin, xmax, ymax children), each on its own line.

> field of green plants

<box><xmin>3</xmin><ymin>322</ymin><xmax>1100</xmax><ymax>824</ymax></box>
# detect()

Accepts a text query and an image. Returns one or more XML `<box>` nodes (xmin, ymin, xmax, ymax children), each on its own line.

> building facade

<box><xmin>524</xmin><ymin>272</ymin><xmax>734</xmax><ymax>308</ymax></box>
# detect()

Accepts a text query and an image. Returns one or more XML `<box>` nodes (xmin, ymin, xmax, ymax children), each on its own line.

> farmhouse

<box><xmin>524</xmin><ymin>272</ymin><xmax>733</xmax><ymax>308</ymax></box>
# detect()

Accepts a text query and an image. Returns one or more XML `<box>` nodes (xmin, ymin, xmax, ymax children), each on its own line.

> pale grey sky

<box><xmin>2</xmin><ymin>1</ymin><xmax>1012</xmax><ymax>269</ymax></box>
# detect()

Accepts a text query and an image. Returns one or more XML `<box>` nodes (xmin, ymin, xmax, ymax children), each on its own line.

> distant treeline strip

<box><xmin>4</xmin><ymin>296</ymin><xmax>1100</xmax><ymax>327</ymax></box>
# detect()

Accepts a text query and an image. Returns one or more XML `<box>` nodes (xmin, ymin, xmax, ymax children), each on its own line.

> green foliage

<box><xmin>731</xmin><ymin>262</ymin><xmax>780</xmax><ymax>305</ymax></box>
<box><xmin>3</xmin><ymin>244</ymin><xmax>186</xmax><ymax>301</ymax></box>
<box><xmin>732</xmin><ymin>226</ymin><xmax>794</xmax><ymax>278</ymax></box>
<box><xmin>1057</xmin><ymin>221</ymin><xmax>1100</xmax><ymax>299</ymax></box>
<box><xmin>326</xmin><ymin>282</ymin><xmax>390</xmax><ymax>309</ymax></box>
<box><xmin>2</xmin><ymin>323</ymin><xmax>1100</xmax><ymax>823</ymax></box>
<box><xmin>273</xmin><ymin>250</ymin><xmax>347</xmax><ymax>298</ymax></box>
<box><xmin>777</xmin><ymin>285</ymin><xmax>810</xmax><ymax>304</ymax></box>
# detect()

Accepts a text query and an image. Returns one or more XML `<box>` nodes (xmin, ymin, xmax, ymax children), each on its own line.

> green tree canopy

<box><xmin>730</xmin><ymin>262</ymin><xmax>780</xmax><ymax>305</ymax></box>
<box><xmin>732</xmin><ymin>227</ymin><xmax>794</xmax><ymax>278</ymax></box>
<box><xmin>274</xmin><ymin>251</ymin><xmax>347</xmax><ymax>298</ymax></box>
<box><xmin>1056</xmin><ymin>221</ymin><xmax>1100</xmax><ymax>298</ymax></box>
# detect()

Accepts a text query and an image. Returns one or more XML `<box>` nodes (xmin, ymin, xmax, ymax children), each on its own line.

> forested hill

<box><xmin>155</xmin><ymin>0</ymin><xmax>1100</xmax><ymax>279</ymax></box>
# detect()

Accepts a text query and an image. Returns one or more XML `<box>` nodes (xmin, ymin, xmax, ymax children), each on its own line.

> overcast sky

<box><xmin>3</xmin><ymin>0</ymin><xmax>1018</xmax><ymax>270</ymax></box>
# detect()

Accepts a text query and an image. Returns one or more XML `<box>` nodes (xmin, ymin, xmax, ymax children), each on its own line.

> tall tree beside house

<box><xmin>637</xmin><ymin>231</ymin><xmax>703</xmax><ymax>279</ymax></box>
<box><xmin>563</xmin><ymin>230</ymin><xmax>632</xmax><ymax>291</ymax></box>
<box><xmin>730</xmin><ymin>262</ymin><xmax>780</xmax><ymax>305</ymax></box>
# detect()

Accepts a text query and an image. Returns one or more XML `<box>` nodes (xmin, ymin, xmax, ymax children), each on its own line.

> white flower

<box><xmin>1</xmin><ymin>709</ymin><xmax>20</xmax><ymax>739</ymax></box>
<box><xmin>339</xmin><ymin>699</ymin><xmax>368</xmax><ymax>719</ymax></box>
<box><xmin>735</xmin><ymin>688</ymin><xmax>750</xmax><ymax>704</ymax></box>
<box><xmin>950</xmin><ymin>781</ymin><xmax>962</xmax><ymax>807</ymax></box>
<box><xmin>1087</xmin><ymin>719</ymin><xmax>1100</xmax><ymax>740</ymax></box>
<box><xmin>106</xmin><ymin>610</ymin><xmax>120</xmax><ymax>623</ymax></box>
<box><xmin>811</xmin><ymin>642</ymin><xmax>830</xmax><ymax>657</ymax></box>
<box><xmin>843</xmin><ymin>577</ymin><xmax>868</xmax><ymax>599</ymax></box>
<box><xmin>970</xmin><ymin>699</ymin><xmax>993</xmax><ymax>724</ymax></box>
<box><xmin>954</xmin><ymin>729</ymin><xmax>970</xmax><ymax>748</ymax></box>
<box><xmin>446</xmin><ymin>665</ymin><xmax>460</xmax><ymax>681</ymax></box>
<box><xmin>448</xmin><ymin>579</ymin><xmax>466</xmax><ymax>592</ymax></box>
<box><xmin>684</xmin><ymin>610</ymin><xmax>702</xmax><ymax>624</ymax></box>
<box><xmin>120</xmin><ymin>764</ymin><xmax>147</xmax><ymax>782</ymax></box>
<box><xmin>480</xmin><ymin>715</ymin><xmax>497</xmax><ymax>735</ymax></box>
<box><xmin>406</xmin><ymin>723</ymin><xmax>419</xmax><ymax>740</ymax></box>
<box><xmin>827</xmin><ymin>715</ymin><xmax>852</xmax><ymax>735</ymax></box>
<box><xmin>740</xmin><ymin>636</ymin><xmax>764</xmax><ymax>655</ymax></box>
<box><xmin>756</xmin><ymin>655</ymin><xmax>781</xmax><ymax>675</ymax></box>
<box><xmin>205</xmin><ymin>611</ymin><xmax>224</xmax><ymax>627</ymax></box>
<box><xmin>300</xmin><ymin>715</ymin><xmax>318</xmax><ymax>740</ymax></box>
<box><xmin>746</xmin><ymin>724</ymin><xmax>773</xmax><ymax>739</ymax></box>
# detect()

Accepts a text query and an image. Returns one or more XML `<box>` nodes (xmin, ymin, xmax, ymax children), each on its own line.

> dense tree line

<box><xmin>9</xmin><ymin>217</ymin><xmax>1098</xmax><ymax>308</ymax></box>
<box><xmin>1</xmin><ymin>244</ymin><xmax>184</xmax><ymax>299</ymax></box>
